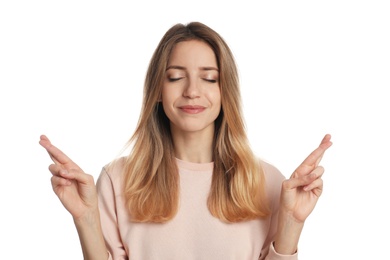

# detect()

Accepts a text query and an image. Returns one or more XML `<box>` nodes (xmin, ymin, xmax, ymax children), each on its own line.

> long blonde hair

<box><xmin>123</xmin><ymin>22</ymin><xmax>270</xmax><ymax>223</ymax></box>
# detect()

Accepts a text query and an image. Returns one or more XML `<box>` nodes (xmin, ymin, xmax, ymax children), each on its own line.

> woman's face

<box><xmin>162</xmin><ymin>40</ymin><xmax>221</xmax><ymax>136</ymax></box>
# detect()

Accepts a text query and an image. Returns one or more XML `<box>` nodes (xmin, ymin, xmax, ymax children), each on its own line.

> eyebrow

<box><xmin>166</xmin><ymin>65</ymin><xmax>219</xmax><ymax>71</ymax></box>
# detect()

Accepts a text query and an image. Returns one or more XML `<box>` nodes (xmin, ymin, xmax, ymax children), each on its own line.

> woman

<box><xmin>40</xmin><ymin>22</ymin><xmax>332</xmax><ymax>259</ymax></box>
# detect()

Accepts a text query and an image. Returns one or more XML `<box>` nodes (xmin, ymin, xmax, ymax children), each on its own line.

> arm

<box><xmin>39</xmin><ymin>135</ymin><xmax>108</xmax><ymax>260</ymax></box>
<box><xmin>74</xmin><ymin>208</ymin><xmax>108</xmax><ymax>260</ymax></box>
<box><xmin>274</xmin><ymin>134</ymin><xmax>332</xmax><ymax>254</ymax></box>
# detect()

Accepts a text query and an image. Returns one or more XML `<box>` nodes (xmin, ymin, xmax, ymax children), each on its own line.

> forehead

<box><xmin>168</xmin><ymin>40</ymin><xmax>217</xmax><ymax>66</ymax></box>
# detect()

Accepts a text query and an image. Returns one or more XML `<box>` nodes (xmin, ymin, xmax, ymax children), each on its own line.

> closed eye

<box><xmin>168</xmin><ymin>77</ymin><xmax>184</xmax><ymax>82</ymax></box>
<box><xmin>204</xmin><ymin>79</ymin><xmax>218</xmax><ymax>83</ymax></box>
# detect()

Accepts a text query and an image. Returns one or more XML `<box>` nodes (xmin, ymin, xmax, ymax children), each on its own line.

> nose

<box><xmin>183</xmin><ymin>78</ymin><xmax>200</xmax><ymax>99</ymax></box>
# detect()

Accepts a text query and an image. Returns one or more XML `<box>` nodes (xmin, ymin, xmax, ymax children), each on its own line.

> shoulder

<box><xmin>258</xmin><ymin>158</ymin><xmax>286</xmax><ymax>205</ymax></box>
<box><xmin>97</xmin><ymin>156</ymin><xmax>127</xmax><ymax>190</ymax></box>
<box><xmin>103</xmin><ymin>156</ymin><xmax>127</xmax><ymax>177</ymax></box>
<box><xmin>259</xmin><ymin>158</ymin><xmax>286</xmax><ymax>186</ymax></box>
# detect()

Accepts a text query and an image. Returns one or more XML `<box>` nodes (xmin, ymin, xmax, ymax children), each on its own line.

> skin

<box><xmin>39</xmin><ymin>135</ymin><xmax>108</xmax><ymax>260</ymax></box>
<box><xmin>275</xmin><ymin>133</ymin><xmax>332</xmax><ymax>254</ymax></box>
<box><xmin>40</xmin><ymin>39</ymin><xmax>332</xmax><ymax>257</ymax></box>
<box><xmin>162</xmin><ymin>40</ymin><xmax>221</xmax><ymax>163</ymax></box>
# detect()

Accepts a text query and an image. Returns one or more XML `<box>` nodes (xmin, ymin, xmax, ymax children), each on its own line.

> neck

<box><xmin>170</xmin><ymin>126</ymin><xmax>214</xmax><ymax>164</ymax></box>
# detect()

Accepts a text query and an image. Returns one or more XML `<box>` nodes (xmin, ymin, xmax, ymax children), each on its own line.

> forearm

<box><xmin>74</xmin><ymin>208</ymin><xmax>108</xmax><ymax>260</ymax></box>
<box><xmin>273</xmin><ymin>210</ymin><xmax>304</xmax><ymax>255</ymax></box>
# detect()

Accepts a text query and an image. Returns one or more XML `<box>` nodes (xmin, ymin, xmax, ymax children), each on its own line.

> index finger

<box><xmin>39</xmin><ymin>135</ymin><xmax>80</xmax><ymax>169</ymax></box>
<box><xmin>301</xmin><ymin>134</ymin><xmax>332</xmax><ymax>168</ymax></box>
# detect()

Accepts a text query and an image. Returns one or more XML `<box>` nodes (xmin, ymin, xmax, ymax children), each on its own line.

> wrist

<box><xmin>73</xmin><ymin>207</ymin><xmax>101</xmax><ymax>228</ymax></box>
<box><xmin>274</xmin><ymin>211</ymin><xmax>304</xmax><ymax>254</ymax></box>
<box><xmin>73</xmin><ymin>208</ymin><xmax>108</xmax><ymax>260</ymax></box>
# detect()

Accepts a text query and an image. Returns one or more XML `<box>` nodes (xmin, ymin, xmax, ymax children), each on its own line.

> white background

<box><xmin>1</xmin><ymin>1</ymin><xmax>389</xmax><ymax>259</ymax></box>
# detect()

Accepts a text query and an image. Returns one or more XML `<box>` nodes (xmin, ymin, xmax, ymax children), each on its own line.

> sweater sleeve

<box><xmin>96</xmin><ymin>167</ymin><xmax>128</xmax><ymax>260</ymax></box>
<box><xmin>259</xmin><ymin>161</ymin><xmax>298</xmax><ymax>260</ymax></box>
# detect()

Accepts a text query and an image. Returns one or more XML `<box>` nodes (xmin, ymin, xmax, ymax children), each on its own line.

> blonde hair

<box><xmin>123</xmin><ymin>22</ymin><xmax>270</xmax><ymax>223</ymax></box>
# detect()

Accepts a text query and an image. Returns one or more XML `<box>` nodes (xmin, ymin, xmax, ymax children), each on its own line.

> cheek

<box><xmin>161</xmin><ymin>88</ymin><xmax>176</xmax><ymax>118</ymax></box>
<box><xmin>208</xmin><ymin>88</ymin><xmax>221</xmax><ymax>106</ymax></box>
<box><xmin>161</xmin><ymin>100</ymin><xmax>174</xmax><ymax>124</ymax></box>
<box><xmin>161</xmin><ymin>92</ymin><xmax>176</xmax><ymax>109</ymax></box>
<box><xmin>161</xmin><ymin>86</ymin><xmax>171</xmax><ymax>103</ymax></box>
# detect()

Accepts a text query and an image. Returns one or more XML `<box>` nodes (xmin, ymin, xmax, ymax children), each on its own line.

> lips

<box><xmin>179</xmin><ymin>105</ymin><xmax>206</xmax><ymax>114</ymax></box>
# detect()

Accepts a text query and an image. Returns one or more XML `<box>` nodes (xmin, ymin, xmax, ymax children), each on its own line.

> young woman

<box><xmin>40</xmin><ymin>22</ymin><xmax>332</xmax><ymax>260</ymax></box>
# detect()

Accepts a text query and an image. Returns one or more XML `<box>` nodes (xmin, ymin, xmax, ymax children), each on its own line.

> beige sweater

<box><xmin>96</xmin><ymin>157</ymin><xmax>298</xmax><ymax>260</ymax></box>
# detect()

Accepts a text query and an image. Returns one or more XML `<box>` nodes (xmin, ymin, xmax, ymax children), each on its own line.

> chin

<box><xmin>172</xmin><ymin>122</ymin><xmax>214</xmax><ymax>135</ymax></box>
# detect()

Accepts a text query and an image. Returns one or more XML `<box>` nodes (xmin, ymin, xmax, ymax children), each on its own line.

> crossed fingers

<box><xmin>292</xmin><ymin>134</ymin><xmax>332</xmax><ymax>178</ymax></box>
<box><xmin>39</xmin><ymin>135</ymin><xmax>81</xmax><ymax>170</ymax></box>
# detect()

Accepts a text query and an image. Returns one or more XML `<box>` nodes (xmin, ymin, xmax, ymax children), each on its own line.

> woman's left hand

<box><xmin>280</xmin><ymin>134</ymin><xmax>332</xmax><ymax>223</ymax></box>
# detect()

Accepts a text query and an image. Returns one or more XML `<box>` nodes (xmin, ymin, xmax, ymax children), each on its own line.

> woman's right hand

<box><xmin>39</xmin><ymin>135</ymin><xmax>98</xmax><ymax>220</ymax></box>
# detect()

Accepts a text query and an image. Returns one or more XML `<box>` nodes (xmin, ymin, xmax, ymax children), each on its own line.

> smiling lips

<box><xmin>179</xmin><ymin>105</ymin><xmax>206</xmax><ymax>114</ymax></box>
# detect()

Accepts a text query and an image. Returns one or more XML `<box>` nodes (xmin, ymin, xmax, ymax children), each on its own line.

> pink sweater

<box><xmin>96</xmin><ymin>157</ymin><xmax>298</xmax><ymax>260</ymax></box>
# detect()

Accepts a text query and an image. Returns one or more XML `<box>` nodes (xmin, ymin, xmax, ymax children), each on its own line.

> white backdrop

<box><xmin>1</xmin><ymin>1</ymin><xmax>389</xmax><ymax>259</ymax></box>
